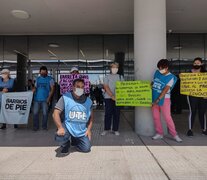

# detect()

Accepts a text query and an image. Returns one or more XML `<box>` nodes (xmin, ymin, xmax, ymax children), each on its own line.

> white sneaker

<box><xmin>174</xmin><ymin>135</ymin><xmax>182</xmax><ymax>143</ymax></box>
<box><xmin>101</xmin><ymin>130</ymin><xmax>108</xmax><ymax>136</ymax></box>
<box><xmin>114</xmin><ymin>131</ymin><xmax>120</xmax><ymax>136</ymax></box>
<box><xmin>152</xmin><ymin>134</ymin><xmax>163</xmax><ymax>140</ymax></box>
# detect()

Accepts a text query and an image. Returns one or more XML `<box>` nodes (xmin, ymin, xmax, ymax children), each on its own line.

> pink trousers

<box><xmin>152</xmin><ymin>98</ymin><xmax>177</xmax><ymax>137</ymax></box>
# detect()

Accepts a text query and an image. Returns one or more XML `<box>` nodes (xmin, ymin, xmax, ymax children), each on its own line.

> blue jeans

<box><xmin>104</xmin><ymin>99</ymin><xmax>121</xmax><ymax>131</ymax></box>
<box><xmin>55</xmin><ymin>124</ymin><xmax>91</xmax><ymax>153</ymax></box>
<box><xmin>33</xmin><ymin>101</ymin><xmax>48</xmax><ymax>129</ymax></box>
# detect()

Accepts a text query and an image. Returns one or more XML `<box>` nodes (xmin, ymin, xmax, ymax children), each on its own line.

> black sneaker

<box><xmin>202</xmin><ymin>130</ymin><xmax>207</xmax><ymax>136</ymax></box>
<box><xmin>61</xmin><ymin>146</ymin><xmax>69</xmax><ymax>155</ymax></box>
<box><xmin>187</xmin><ymin>130</ymin><xmax>193</xmax><ymax>137</ymax></box>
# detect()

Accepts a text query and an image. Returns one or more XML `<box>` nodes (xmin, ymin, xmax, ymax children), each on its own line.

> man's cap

<box><xmin>1</xmin><ymin>69</ymin><xmax>10</xmax><ymax>74</ymax></box>
<box><xmin>70</xmin><ymin>67</ymin><xmax>79</xmax><ymax>73</ymax></box>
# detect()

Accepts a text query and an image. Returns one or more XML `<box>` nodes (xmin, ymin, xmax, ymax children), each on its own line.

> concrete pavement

<box><xmin>0</xmin><ymin>109</ymin><xmax>207</xmax><ymax>180</ymax></box>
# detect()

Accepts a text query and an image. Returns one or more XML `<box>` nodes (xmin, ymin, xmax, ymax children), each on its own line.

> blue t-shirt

<box><xmin>34</xmin><ymin>76</ymin><xmax>54</xmax><ymax>101</ymax></box>
<box><xmin>0</xmin><ymin>78</ymin><xmax>14</xmax><ymax>109</ymax></box>
<box><xmin>0</xmin><ymin>78</ymin><xmax>14</xmax><ymax>91</ymax></box>
<box><xmin>63</xmin><ymin>92</ymin><xmax>92</xmax><ymax>137</ymax></box>
<box><xmin>152</xmin><ymin>70</ymin><xmax>177</xmax><ymax>106</ymax></box>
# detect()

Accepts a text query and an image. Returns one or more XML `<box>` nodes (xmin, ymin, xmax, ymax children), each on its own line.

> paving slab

<box><xmin>0</xmin><ymin>109</ymin><xmax>207</xmax><ymax>179</ymax></box>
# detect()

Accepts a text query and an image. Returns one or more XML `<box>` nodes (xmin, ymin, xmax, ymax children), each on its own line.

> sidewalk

<box><xmin>0</xmin><ymin>110</ymin><xmax>207</xmax><ymax>180</ymax></box>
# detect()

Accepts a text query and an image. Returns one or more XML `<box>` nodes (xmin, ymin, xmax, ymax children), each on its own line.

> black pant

<box><xmin>187</xmin><ymin>96</ymin><xmax>207</xmax><ymax>130</ymax></box>
<box><xmin>104</xmin><ymin>99</ymin><xmax>121</xmax><ymax>131</ymax></box>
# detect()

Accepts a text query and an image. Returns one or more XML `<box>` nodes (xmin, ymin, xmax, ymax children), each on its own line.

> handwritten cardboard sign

<box><xmin>116</xmin><ymin>81</ymin><xmax>152</xmax><ymax>107</ymax></box>
<box><xmin>59</xmin><ymin>74</ymin><xmax>90</xmax><ymax>95</ymax></box>
<box><xmin>180</xmin><ymin>73</ymin><xmax>207</xmax><ymax>97</ymax></box>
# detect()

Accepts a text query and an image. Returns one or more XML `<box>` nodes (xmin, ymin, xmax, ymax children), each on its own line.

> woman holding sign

<box><xmin>0</xmin><ymin>69</ymin><xmax>15</xmax><ymax>129</ymax></box>
<box><xmin>152</xmin><ymin>59</ymin><xmax>182</xmax><ymax>142</ymax></box>
<box><xmin>186</xmin><ymin>57</ymin><xmax>207</xmax><ymax>137</ymax></box>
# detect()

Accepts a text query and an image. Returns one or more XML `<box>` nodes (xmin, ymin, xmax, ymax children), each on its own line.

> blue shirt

<box><xmin>63</xmin><ymin>92</ymin><xmax>92</xmax><ymax>137</ymax></box>
<box><xmin>0</xmin><ymin>78</ymin><xmax>14</xmax><ymax>109</ymax></box>
<box><xmin>34</xmin><ymin>76</ymin><xmax>54</xmax><ymax>101</ymax></box>
<box><xmin>0</xmin><ymin>78</ymin><xmax>14</xmax><ymax>92</ymax></box>
<box><xmin>152</xmin><ymin>70</ymin><xmax>177</xmax><ymax>106</ymax></box>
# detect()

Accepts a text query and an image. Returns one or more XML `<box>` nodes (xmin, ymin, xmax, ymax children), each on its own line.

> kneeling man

<box><xmin>53</xmin><ymin>78</ymin><xmax>93</xmax><ymax>155</ymax></box>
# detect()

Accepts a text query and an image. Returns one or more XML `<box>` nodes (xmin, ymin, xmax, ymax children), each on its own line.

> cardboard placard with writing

<box><xmin>180</xmin><ymin>73</ymin><xmax>207</xmax><ymax>97</ymax></box>
<box><xmin>116</xmin><ymin>80</ymin><xmax>152</xmax><ymax>107</ymax></box>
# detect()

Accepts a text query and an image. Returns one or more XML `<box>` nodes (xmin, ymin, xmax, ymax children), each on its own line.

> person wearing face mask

<box><xmin>33</xmin><ymin>66</ymin><xmax>55</xmax><ymax>131</ymax></box>
<box><xmin>53</xmin><ymin>78</ymin><xmax>94</xmax><ymax>155</ymax></box>
<box><xmin>0</xmin><ymin>69</ymin><xmax>15</xmax><ymax>129</ymax></box>
<box><xmin>186</xmin><ymin>57</ymin><xmax>207</xmax><ymax>136</ymax></box>
<box><xmin>151</xmin><ymin>59</ymin><xmax>182</xmax><ymax>142</ymax></box>
<box><xmin>101</xmin><ymin>62</ymin><xmax>124</xmax><ymax>136</ymax></box>
<box><xmin>70</xmin><ymin>67</ymin><xmax>79</xmax><ymax>75</ymax></box>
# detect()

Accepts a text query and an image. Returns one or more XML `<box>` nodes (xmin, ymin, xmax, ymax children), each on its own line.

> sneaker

<box><xmin>187</xmin><ymin>129</ymin><xmax>193</xmax><ymax>137</ymax></box>
<box><xmin>114</xmin><ymin>131</ymin><xmax>120</xmax><ymax>136</ymax></box>
<box><xmin>152</xmin><ymin>134</ymin><xmax>163</xmax><ymax>140</ymax></box>
<box><xmin>61</xmin><ymin>146</ymin><xmax>69</xmax><ymax>155</ymax></box>
<box><xmin>101</xmin><ymin>130</ymin><xmax>108</xmax><ymax>136</ymax></box>
<box><xmin>174</xmin><ymin>135</ymin><xmax>182</xmax><ymax>143</ymax></box>
<box><xmin>202</xmin><ymin>130</ymin><xmax>207</xmax><ymax>136</ymax></box>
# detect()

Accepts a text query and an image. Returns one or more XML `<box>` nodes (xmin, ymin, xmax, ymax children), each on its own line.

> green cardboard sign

<box><xmin>116</xmin><ymin>81</ymin><xmax>152</xmax><ymax>107</ymax></box>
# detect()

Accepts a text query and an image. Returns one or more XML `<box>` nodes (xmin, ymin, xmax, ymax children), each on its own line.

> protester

<box><xmin>0</xmin><ymin>69</ymin><xmax>15</xmax><ymax>129</ymax></box>
<box><xmin>33</xmin><ymin>66</ymin><xmax>55</xmax><ymax>131</ymax></box>
<box><xmin>101</xmin><ymin>62</ymin><xmax>124</xmax><ymax>136</ymax></box>
<box><xmin>27</xmin><ymin>79</ymin><xmax>34</xmax><ymax>91</ymax></box>
<box><xmin>70</xmin><ymin>67</ymin><xmax>79</xmax><ymax>74</ymax></box>
<box><xmin>152</xmin><ymin>59</ymin><xmax>182</xmax><ymax>142</ymax></box>
<box><xmin>53</xmin><ymin>78</ymin><xmax>94</xmax><ymax>155</ymax></box>
<box><xmin>186</xmin><ymin>57</ymin><xmax>207</xmax><ymax>136</ymax></box>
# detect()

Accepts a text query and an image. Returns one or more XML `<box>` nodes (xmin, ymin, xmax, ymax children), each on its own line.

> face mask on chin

<box><xmin>111</xmin><ymin>68</ymin><xmax>118</xmax><ymax>74</ymax></box>
<box><xmin>74</xmin><ymin>88</ymin><xmax>84</xmax><ymax>97</ymax></box>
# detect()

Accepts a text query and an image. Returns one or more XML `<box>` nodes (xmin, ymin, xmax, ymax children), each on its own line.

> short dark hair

<box><xmin>193</xmin><ymin>57</ymin><xmax>202</xmax><ymax>63</ymax></box>
<box><xmin>193</xmin><ymin>57</ymin><xmax>206</xmax><ymax>72</ymax></box>
<box><xmin>40</xmin><ymin>66</ymin><xmax>48</xmax><ymax>72</ymax></box>
<box><xmin>73</xmin><ymin>78</ymin><xmax>85</xmax><ymax>86</ymax></box>
<box><xmin>157</xmin><ymin>59</ymin><xmax>169</xmax><ymax>69</ymax></box>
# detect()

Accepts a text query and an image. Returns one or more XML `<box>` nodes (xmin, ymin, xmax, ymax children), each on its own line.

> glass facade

<box><xmin>0</xmin><ymin>33</ymin><xmax>206</xmax><ymax>82</ymax></box>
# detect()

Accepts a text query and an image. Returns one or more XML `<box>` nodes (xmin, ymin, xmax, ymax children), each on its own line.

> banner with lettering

<box><xmin>180</xmin><ymin>73</ymin><xmax>207</xmax><ymax>97</ymax></box>
<box><xmin>59</xmin><ymin>74</ymin><xmax>90</xmax><ymax>95</ymax></box>
<box><xmin>116</xmin><ymin>81</ymin><xmax>152</xmax><ymax>107</ymax></box>
<box><xmin>0</xmin><ymin>91</ymin><xmax>33</xmax><ymax>124</ymax></box>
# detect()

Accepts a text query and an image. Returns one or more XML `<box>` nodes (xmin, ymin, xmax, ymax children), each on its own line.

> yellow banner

<box><xmin>115</xmin><ymin>81</ymin><xmax>152</xmax><ymax>107</ymax></box>
<box><xmin>180</xmin><ymin>73</ymin><xmax>207</xmax><ymax>97</ymax></box>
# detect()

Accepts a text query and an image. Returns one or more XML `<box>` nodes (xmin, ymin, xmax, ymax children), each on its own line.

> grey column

<box><xmin>16</xmin><ymin>53</ymin><xmax>27</xmax><ymax>92</ymax></box>
<box><xmin>134</xmin><ymin>0</ymin><xmax>167</xmax><ymax>136</ymax></box>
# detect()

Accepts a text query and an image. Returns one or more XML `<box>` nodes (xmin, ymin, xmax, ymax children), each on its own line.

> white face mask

<box><xmin>74</xmin><ymin>88</ymin><xmax>84</xmax><ymax>96</ymax></box>
<box><xmin>1</xmin><ymin>74</ymin><xmax>8</xmax><ymax>79</ymax></box>
<box><xmin>111</xmin><ymin>68</ymin><xmax>118</xmax><ymax>74</ymax></box>
<box><xmin>159</xmin><ymin>69</ymin><xmax>166</xmax><ymax>74</ymax></box>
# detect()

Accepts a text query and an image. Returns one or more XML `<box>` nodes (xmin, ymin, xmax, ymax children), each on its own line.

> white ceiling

<box><xmin>0</xmin><ymin>0</ymin><xmax>207</xmax><ymax>35</ymax></box>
